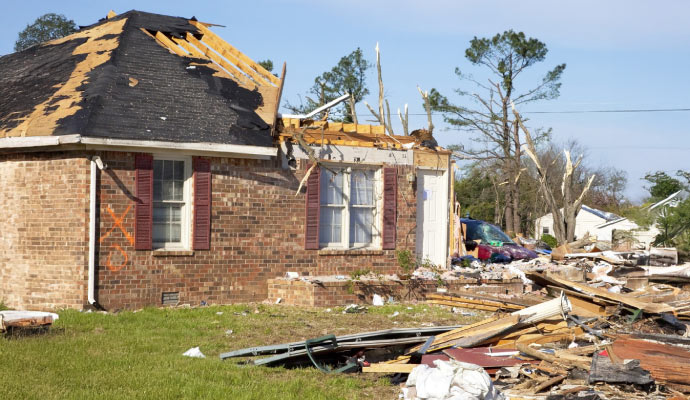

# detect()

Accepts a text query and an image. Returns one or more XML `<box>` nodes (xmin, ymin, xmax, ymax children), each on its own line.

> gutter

<box><xmin>88</xmin><ymin>156</ymin><xmax>106</xmax><ymax>306</ymax></box>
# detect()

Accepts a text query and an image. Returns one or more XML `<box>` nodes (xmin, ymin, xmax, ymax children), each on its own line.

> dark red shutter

<box><xmin>382</xmin><ymin>167</ymin><xmax>397</xmax><ymax>250</ymax></box>
<box><xmin>304</xmin><ymin>164</ymin><xmax>320</xmax><ymax>250</ymax></box>
<box><xmin>135</xmin><ymin>154</ymin><xmax>153</xmax><ymax>250</ymax></box>
<box><xmin>193</xmin><ymin>157</ymin><xmax>212</xmax><ymax>250</ymax></box>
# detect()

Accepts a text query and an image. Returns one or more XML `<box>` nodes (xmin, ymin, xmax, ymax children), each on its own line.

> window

<box><xmin>542</xmin><ymin>227</ymin><xmax>550</xmax><ymax>235</ymax></box>
<box><xmin>319</xmin><ymin>167</ymin><xmax>381</xmax><ymax>248</ymax></box>
<box><xmin>152</xmin><ymin>157</ymin><xmax>191</xmax><ymax>249</ymax></box>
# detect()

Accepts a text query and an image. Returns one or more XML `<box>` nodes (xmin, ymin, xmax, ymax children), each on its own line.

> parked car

<box><xmin>461</xmin><ymin>218</ymin><xmax>537</xmax><ymax>261</ymax></box>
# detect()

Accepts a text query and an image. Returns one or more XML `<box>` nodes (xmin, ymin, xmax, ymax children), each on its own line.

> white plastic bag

<box><xmin>405</xmin><ymin>360</ymin><xmax>504</xmax><ymax>400</ymax></box>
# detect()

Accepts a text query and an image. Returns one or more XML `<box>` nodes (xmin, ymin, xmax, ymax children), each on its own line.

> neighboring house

<box><xmin>596</xmin><ymin>190</ymin><xmax>689</xmax><ymax>248</ymax></box>
<box><xmin>534</xmin><ymin>191</ymin><xmax>689</xmax><ymax>248</ymax></box>
<box><xmin>0</xmin><ymin>10</ymin><xmax>454</xmax><ymax>310</ymax></box>
<box><xmin>534</xmin><ymin>205</ymin><xmax>621</xmax><ymax>241</ymax></box>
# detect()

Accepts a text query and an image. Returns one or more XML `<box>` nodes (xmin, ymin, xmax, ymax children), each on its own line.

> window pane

<box><xmin>153</xmin><ymin>160</ymin><xmax>163</xmax><ymax>180</ymax></box>
<box><xmin>351</xmin><ymin>170</ymin><xmax>374</xmax><ymax>205</ymax></box>
<box><xmin>320</xmin><ymin>169</ymin><xmax>343</xmax><ymax>205</ymax></box>
<box><xmin>174</xmin><ymin>160</ymin><xmax>184</xmax><ymax>180</ymax></box>
<box><xmin>153</xmin><ymin>180</ymin><xmax>162</xmax><ymax>201</ymax></box>
<box><xmin>171</xmin><ymin>206</ymin><xmax>181</xmax><ymax>223</ymax></box>
<box><xmin>163</xmin><ymin>160</ymin><xmax>174</xmax><ymax>180</ymax></box>
<box><xmin>319</xmin><ymin>207</ymin><xmax>342</xmax><ymax>243</ymax></box>
<box><xmin>350</xmin><ymin>207</ymin><xmax>373</xmax><ymax>244</ymax></box>
<box><xmin>153</xmin><ymin>223</ymin><xmax>168</xmax><ymax>242</ymax></box>
<box><xmin>170</xmin><ymin>223</ymin><xmax>181</xmax><ymax>242</ymax></box>
<box><xmin>153</xmin><ymin>205</ymin><xmax>182</xmax><ymax>244</ymax></box>
<box><xmin>153</xmin><ymin>206</ymin><xmax>168</xmax><ymax>224</ymax></box>
<box><xmin>172</xmin><ymin>180</ymin><xmax>183</xmax><ymax>201</ymax></box>
<box><xmin>162</xmin><ymin>181</ymin><xmax>174</xmax><ymax>200</ymax></box>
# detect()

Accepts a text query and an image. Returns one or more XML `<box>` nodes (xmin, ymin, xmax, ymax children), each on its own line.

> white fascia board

<box><xmin>0</xmin><ymin>134</ymin><xmax>81</xmax><ymax>148</ymax></box>
<box><xmin>0</xmin><ymin>135</ymin><xmax>277</xmax><ymax>159</ymax></box>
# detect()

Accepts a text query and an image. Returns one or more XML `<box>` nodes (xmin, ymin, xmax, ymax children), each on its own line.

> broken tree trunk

<box><xmin>511</xmin><ymin>103</ymin><xmax>595</xmax><ymax>244</ymax></box>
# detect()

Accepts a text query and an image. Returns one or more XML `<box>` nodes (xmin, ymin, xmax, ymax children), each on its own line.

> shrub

<box><xmin>541</xmin><ymin>233</ymin><xmax>558</xmax><ymax>248</ymax></box>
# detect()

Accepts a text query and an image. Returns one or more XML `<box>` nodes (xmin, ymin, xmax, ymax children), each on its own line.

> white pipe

<box><xmin>280</xmin><ymin>93</ymin><xmax>351</xmax><ymax>119</ymax></box>
<box><xmin>88</xmin><ymin>156</ymin><xmax>106</xmax><ymax>306</ymax></box>
<box><xmin>511</xmin><ymin>292</ymin><xmax>572</xmax><ymax>325</ymax></box>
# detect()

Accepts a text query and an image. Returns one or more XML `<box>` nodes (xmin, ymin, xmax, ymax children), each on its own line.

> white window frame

<box><xmin>319</xmin><ymin>165</ymin><xmax>383</xmax><ymax>250</ymax></box>
<box><xmin>152</xmin><ymin>154</ymin><xmax>192</xmax><ymax>250</ymax></box>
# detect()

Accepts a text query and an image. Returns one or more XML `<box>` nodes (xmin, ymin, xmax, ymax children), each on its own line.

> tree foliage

<box><xmin>257</xmin><ymin>59</ymin><xmax>274</xmax><ymax>73</ymax></box>
<box><xmin>453</xmin><ymin>164</ymin><xmax>497</xmax><ymax>223</ymax></box>
<box><xmin>644</xmin><ymin>171</ymin><xmax>684</xmax><ymax>201</ymax></box>
<box><xmin>430</xmin><ymin>30</ymin><xmax>565</xmax><ymax>235</ymax></box>
<box><xmin>286</xmin><ymin>48</ymin><xmax>370</xmax><ymax>122</ymax></box>
<box><xmin>15</xmin><ymin>13</ymin><xmax>77</xmax><ymax>52</ymax></box>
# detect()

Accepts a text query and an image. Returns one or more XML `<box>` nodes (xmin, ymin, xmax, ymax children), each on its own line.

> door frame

<box><xmin>415</xmin><ymin>166</ymin><xmax>450</xmax><ymax>267</ymax></box>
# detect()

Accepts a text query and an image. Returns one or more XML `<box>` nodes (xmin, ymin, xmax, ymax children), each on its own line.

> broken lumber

<box><xmin>362</xmin><ymin>363</ymin><xmax>419</xmax><ymax>373</ymax></box>
<box><xmin>0</xmin><ymin>310</ymin><xmax>59</xmax><ymax>331</ymax></box>
<box><xmin>612</xmin><ymin>336</ymin><xmax>690</xmax><ymax>385</ymax></box>
<box><xmin>588</xmin><ymin>352</ymin><xmax>653</xmax><ymax>385</ymax></box>
<box><xmin>516</xmin><ymin>343</ymin><xmax>591</xmax><ymax>371</ymax></box>
<box><xmin>426</xmin><ymin>293</ymin><xmax>525</xmax><ymax>311</ymax></box>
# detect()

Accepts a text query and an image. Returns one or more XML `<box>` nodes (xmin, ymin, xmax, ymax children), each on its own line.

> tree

<box><xmin>514</xmin><ymin>106</ymin><xmax>595</xmax><ymax>244</ymax></box>
<box><xmin>430</xmin><ymin>30</ymin><xmax>565</xmax><ymax>235</ymax></box>
<box><xmin>643</xmin><ymin>171</ymin><xmax>684</xmax><ymax>201</ymax></box>
<box><xmin>257</xmin><ymin>59</ymin><xmax>274</xmax><ymax>73</ymax></box>
<box><xmin>286</xmin><ymin>48</ymin><xmax>370</xmax><ymax>123</ymax></box>
<box><xmin>15</xmin><ymin>13</ymin><xmax>77</xmax><ymax>52</ymax></box>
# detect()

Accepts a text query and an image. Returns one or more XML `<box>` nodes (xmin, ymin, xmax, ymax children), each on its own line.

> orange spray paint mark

<box><xmin>105</xmin><ymin>244</ymin><xmax>128</xmax><ymax>272</ymax></box>
<box><xmin>99</xmin><ymin>205</ymin><xmax>135</xmax><ymax>246</ymax></box>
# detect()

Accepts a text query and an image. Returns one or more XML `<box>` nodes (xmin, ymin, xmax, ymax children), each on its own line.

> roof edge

<box><xmin>0</xmin><ymin>135</ymin><xmax>276</xmax><ymax>158</ymax></box>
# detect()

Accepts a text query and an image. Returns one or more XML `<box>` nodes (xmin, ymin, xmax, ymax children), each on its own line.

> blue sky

<box><xmin>3</xmin><ymin>1</ymin><xmax>689</xmax><ymax>202</ymax></box>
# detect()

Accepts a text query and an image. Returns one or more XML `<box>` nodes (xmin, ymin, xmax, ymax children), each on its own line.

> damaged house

<box><xmin>0</xmin><ymin>10</ymin><xmax>454</xmax><ymax>310</ymax></box>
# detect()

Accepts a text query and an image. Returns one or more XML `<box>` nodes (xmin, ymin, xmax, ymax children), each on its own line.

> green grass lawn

<box><xmin>0</xmin><ymin>303</ymin><xmax>481</xmax><ymax>400</ymax></box>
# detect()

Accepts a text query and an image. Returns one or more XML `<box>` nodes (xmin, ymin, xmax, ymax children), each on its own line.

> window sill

<box><xmin>318</xmin><ymin>249</ymin><xmax>384</xmax><ymax>256</ymax></box>
<box><xmin>152</xmin><ymin>250</ymin><xmax>194</xmax><ymax>257</ymax></box>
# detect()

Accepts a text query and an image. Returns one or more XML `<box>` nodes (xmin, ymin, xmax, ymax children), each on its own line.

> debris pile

<box><xmin>223</xmin><ymin>259</ymin><xmax>690</xmax><ymax>399</ymax></box>
<box><xmin>0</xmin><ymin>310</ymin><xmax>59</xmax><ymax>332</ymax></box>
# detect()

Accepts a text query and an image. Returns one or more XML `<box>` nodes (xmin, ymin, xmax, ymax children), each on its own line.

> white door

<box><xmin>416</xmin><ymin>169</ymin><xmax>449</xmax><ymax>267</ymax></box>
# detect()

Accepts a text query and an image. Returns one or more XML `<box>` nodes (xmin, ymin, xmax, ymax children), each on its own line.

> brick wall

<box><xmin>0</xmin><ymin>149</ymin><xmax>419</xmax><ymax>310</ymax></box>
<box><xmin>96</xmin><ymin>151</ymin><xmax>418</xmax><ymax>309</ymax></box>
<box><xmin>267</xmin><ymin>278</ymin><xmax>525</xmax><ymax>307</ymax></box>
<box><xmin>0</xmin><ymin>152</ymin><xmax>89</xmax><ymax>310</ymax></box>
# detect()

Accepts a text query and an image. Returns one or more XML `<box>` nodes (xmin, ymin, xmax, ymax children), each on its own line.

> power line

<box><xmin>320</xmin><ymin>107</ymin><xmax>690</xmax><ymax>116</ymax></box>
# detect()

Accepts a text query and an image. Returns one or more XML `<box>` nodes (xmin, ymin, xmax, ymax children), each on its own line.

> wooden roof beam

<box><xmin>189</xmin><ymin>20</ymin><xmax>281</xmax><ymax>86</ymax></box>
<box><xmin>171</xmin><ymin>36</ymin><xmax>205</xmax><ymax>58</ymax></box>
<box><xmin>154</xmin><ymin>31</ymin><xmax>188</xmax><ymax>57</ymax></box>
<box><xmin>184</xmin><ymin>33</ymin><xmax>256</xmax><ymax>89</ymax></box>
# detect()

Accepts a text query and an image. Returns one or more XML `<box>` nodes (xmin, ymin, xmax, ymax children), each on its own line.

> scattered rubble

<box><xmin>222</xmin><ymin>231</ymin><xmax>690</xmax><ymax>399</ymax></box>
<box><xmin>0</xmin><ymin>310</ymin><xmax>59</xmax><ymax>332</ymax></box>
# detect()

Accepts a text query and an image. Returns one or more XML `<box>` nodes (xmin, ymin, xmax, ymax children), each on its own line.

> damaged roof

<box><xmin>0</xmin><ymin>10</ymin><xmax>282</xmax><ymax>148</ymax></box>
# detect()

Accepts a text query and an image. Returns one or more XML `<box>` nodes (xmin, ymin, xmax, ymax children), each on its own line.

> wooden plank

<box><xmin>154</xmin><ymin>32</ymin><xmax>188</xmax><ymax>56</ymax></box>
<box><xmin>613</xmin><ymin>336</ymin><xmax>690</xmax><ymax>385</ymax></box>
<box><xmin>536</xmin><ymin>273</ymin><xmax>673</xmax><ymax>313</ymax></box>
<box><xmin>184</xmin><ymin>33</ymin><xmax>255</xmax><ymax>88</ymax></box>
<box><xmin>427</xmin><ymin>293</ymin><xmax>525</xmax><ymax>310</ymax></box>
<box><xmin>198</xmin><ymin>33</ymin><xmax>271</xmax><ymax>86</ymax></box>
<box><xmin>428</xmin><ymin>300</ymin><xmax>506</xmax><ymax>312</ymax></box>
<box><xmin>516</xmin><ymin>343</ymin><xmax>591</xmax><ymax>371</ymax></box>
<box><xmin>372</xmin><ymin>125</ymin><xmax>385</xmax><ymax>135</ymax></box>
<box><xmin>189</xmin><ymin>20</ymin><xmax>280</xmax><ymax>86</ymax></box>
<box><xmin>343</xmin><ymin>123</ymin><xmax>357</xmax><ymax>133</ymax></box>
<box><xmin>356</xmin><ymin>124</ymin><xmax>372</xmax><ymax>134</ymax></box>
<box><xmin>270</xmin><ymin>62</ymin><xmax>287</xmax><ymax>138</ymax></box>
<box><xmin>568</xmin><ymin>295</ymin><xmax>609</xmax><ymax>317</ymax></box>
<box><xmin>363</xmin><ymin>363</ymin><xmax>419</xmax><ymax>373</ymax></box>
<box><xmin>533</xmin><ymin>375</ymin><xmax>566</xmax><ymax>393</ymax></box>
<box><xmin>171</xmin><ymin>37</ymin><xmax>205</xmax><ymax>58</ymax></box>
